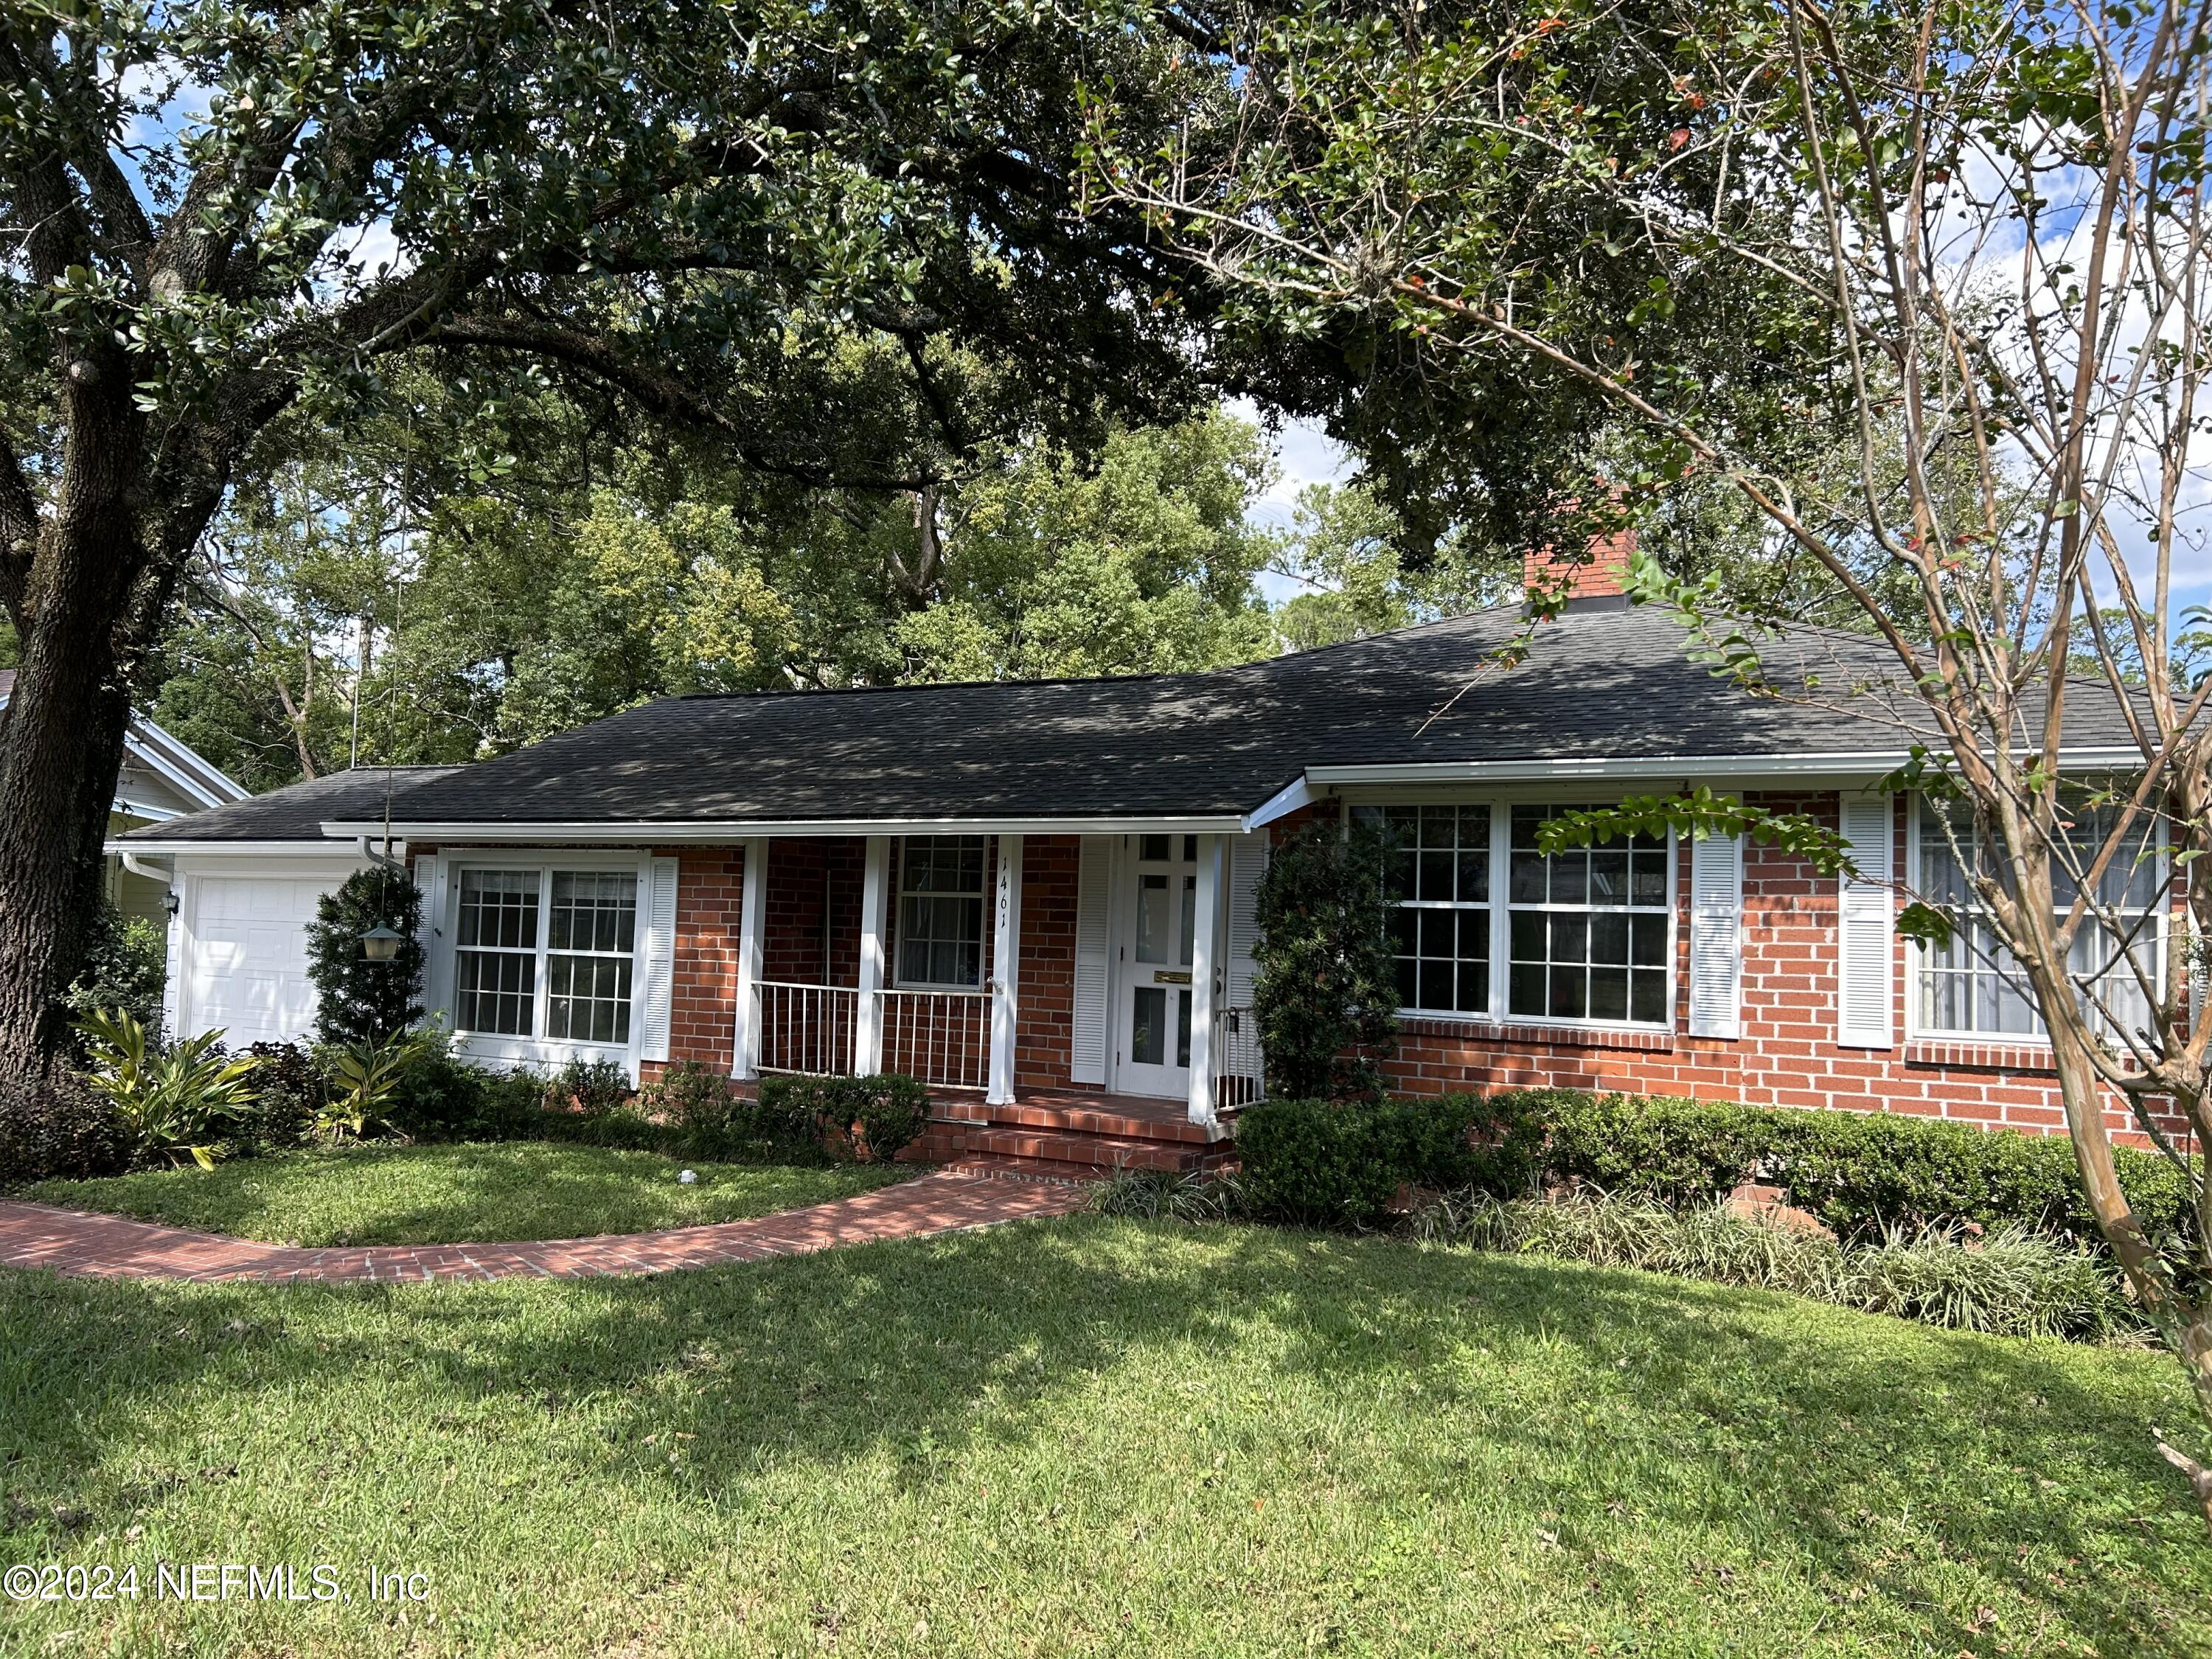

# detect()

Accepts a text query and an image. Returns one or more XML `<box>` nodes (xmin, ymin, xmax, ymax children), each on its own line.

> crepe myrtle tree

<box><xmin>0</xmin><ymin>0</ymin><xmax>1222</xmax><ymax>1083</ymax></box>
<box><xmin>1091</xmin><ymin>0</ymin><xmax>2212</xmax><ymax>1517</ymax></box>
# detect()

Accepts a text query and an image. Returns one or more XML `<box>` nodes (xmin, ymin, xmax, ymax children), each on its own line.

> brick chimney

<box><xmin>1523</xmin><ymin>526</ymin><xmax>1636</xmax><ymax>611</ymax></box>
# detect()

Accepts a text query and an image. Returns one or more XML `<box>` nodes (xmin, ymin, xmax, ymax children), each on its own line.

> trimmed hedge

<box><xmin>1234</xmin><ymin>1087</ymin><xmax>2199</xmax><ymax>1249</ymax></box>
<box><xmin>1234</xmin><ymin>1094</ymin><xmax>1539</xmax><ymax>1227</ymax></box>
<box><xmin>759</xmin><ymin>1074</ymin><xmax>931</xmax><ymax>1164</ymax></box>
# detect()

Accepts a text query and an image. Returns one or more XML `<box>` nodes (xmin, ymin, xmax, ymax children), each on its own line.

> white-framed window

<box><xmin>1358</xmin><ymin>798</ymin><xmax>1677</xmax><ymax>1030</ymax></box>
<box><xmin>1910</xmin><ymin>793</ymin><xmax>2163</xmax><ymax>1041</ymax></box>
<box><xmin>453</xmin><ymin>863</ymin><xmax>641</xmax><ymax>1048</ymax></box>
<box><xmin>1379</xmin><ymin>804</ymin><xmax>1491</xmax><ymax>1015</ymax></box>
<box><xmin>896</xmin><ymin>835</ymin><xmax>987</xmax><ymax>989</ymax></box>
<box><xmin>1507</xmin><ymin>804</ymin><xmax>1672</xmax><ymax>1026</ymax></box>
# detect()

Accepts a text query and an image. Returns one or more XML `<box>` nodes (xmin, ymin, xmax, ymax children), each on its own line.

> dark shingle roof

<box><xmin>128</xmin><ymin>608</ymin><xmax>2147</xmax><ymax>839</ymax></box>
<box><xmin>120</xmin><ymin>765</ymin><xmax>465</xmax><ymax>841</ymax></box>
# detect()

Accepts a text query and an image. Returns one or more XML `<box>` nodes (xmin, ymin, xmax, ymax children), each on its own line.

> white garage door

<box><xmin>184</xmin><ymin>874</ymin><xmax>347</xmax><ymax>1046</ymax></box>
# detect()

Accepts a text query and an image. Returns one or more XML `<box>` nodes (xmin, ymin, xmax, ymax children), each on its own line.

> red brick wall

<box><xmin>664</xmin><ymin>844</ymin><xmax>744</xmax><ymax>1074</ymax></box>
<box><xmin>1015</xmin><ymin>835</ymin><xmax>1081</xmax><ymax>1090</ymax></box>
<box><xmin>1378</xmin><ymin>790</ymin><xmax>2180</xmax><ymax>1147</ymax></box>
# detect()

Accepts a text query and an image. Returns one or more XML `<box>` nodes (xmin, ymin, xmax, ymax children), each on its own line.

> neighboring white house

<box><xmin>108</xmin><ymin>765</ymin><xmax>460</xmax><ymax>1048</ymax></box>
<box><xmin>0</xmin><ymin>668</ymin><xmax>250</xmax><ymax>924</ymax></box>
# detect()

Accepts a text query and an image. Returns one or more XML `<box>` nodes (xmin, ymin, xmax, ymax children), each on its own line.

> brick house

<box><xmin>119</xmin><ymin>543</ymin><xmax>2163</xmax><ymax>1175</ymax></box>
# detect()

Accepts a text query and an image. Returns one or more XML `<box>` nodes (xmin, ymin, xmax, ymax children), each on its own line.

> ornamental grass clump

<box><xmin>1411</xmin><ymin>1188</ymin><xmax>2149</xmax><ymax>1345</ymax></box>
<box><xmin>1090</xmin><ymin>1166</ymin><xmax>1248</xmax><ymax>1223</ymax></box>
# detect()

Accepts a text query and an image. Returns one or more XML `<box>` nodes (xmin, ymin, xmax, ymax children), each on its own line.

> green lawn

<box><xmin>2</xmin><ymin>1217</ymin><xmax>2205</xmax><ymax>1658</ymax></box>
<box><xmin>20</xmin><ymin>1142</ymin><xmax>914</xmax><ymax>1246</ymax></box>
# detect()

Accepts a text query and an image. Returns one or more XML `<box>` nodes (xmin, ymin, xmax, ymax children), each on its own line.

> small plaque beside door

<box><xmin>1152</xmin><ymin>969</ymin><xmax>1192</xmax><ymax>985</ymax></box>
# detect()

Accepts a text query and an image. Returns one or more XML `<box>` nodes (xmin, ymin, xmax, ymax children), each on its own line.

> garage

<box><xmin>175</xmin><ymin>863</ymin><xmax>365</xmax><ymax>1047</ymax></box>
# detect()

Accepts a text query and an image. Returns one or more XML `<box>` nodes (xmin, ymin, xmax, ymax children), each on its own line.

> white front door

<box><xmin>1115</xmin><ymin>834</ymin><xmax>1198</xmax><ymax>1098</ymax></box>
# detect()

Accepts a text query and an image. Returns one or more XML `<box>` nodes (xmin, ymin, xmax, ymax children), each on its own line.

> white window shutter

<box><xmin>639</xmin><ymin>856</ymin><xmax>681</xmax><ymax>1062</ymax></box>
<box><xmin>1224</xmin><ymin>832</ymin><xmax>1268</xmax><ymax>1079</ymax></box>
<box><xmin>1688</xmin><ymin>830</ymin><xmax>1743</xmax><ymax>1038</ymax></box>
<box><xmin>1070</xmin><ymin>835</ymin><xmax>1112</xmax><ymax>1085</ymax></box>
<box><xmin>414</xmin><ymin>855</ymin><xmax>453</xmax><ymax>1026</ymax></box>
<box><xmin>1837</xmin><ymin>796</ymin><xmax>1895</xmax><ymax>1048</ymax></box>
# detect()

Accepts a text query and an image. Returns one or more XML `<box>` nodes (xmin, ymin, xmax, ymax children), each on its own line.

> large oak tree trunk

<box><xmin>0</xmin><ymin>487</ymin><xmax>146</xmax><ymax>1083</ymax></box>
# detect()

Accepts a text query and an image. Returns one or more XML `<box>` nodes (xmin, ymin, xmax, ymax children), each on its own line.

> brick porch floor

<box><xmin>0</xmin><ymin>1169</ymin><xmax>1090</xmax><ymax>1284</ymax></box>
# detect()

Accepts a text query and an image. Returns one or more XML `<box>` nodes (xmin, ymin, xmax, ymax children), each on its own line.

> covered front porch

<box><xmin>723</xmin><ymin>830</ymin><xmax>1267</xmax><ymax>1140</ymax></box>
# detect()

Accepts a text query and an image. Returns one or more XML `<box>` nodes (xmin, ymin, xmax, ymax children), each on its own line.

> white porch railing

<box><xmin>880</xmin><ymin>988</ymin><xmax>992</xmax><ymax>1091</ymax></box>
<box><xmin>1217</xmin><ymin>1005</ymin><xmax>1265</xmax><ymax>1109</ymax></box>
<box><xmin>750</xmin><ymin>981</ymin><xmax>992</xmax><ymax>1089</ymax></box>
<box><xmin>755</xmin><ymin>981</ymin><xmax>859</xmax><ymax>1077</ymax></box>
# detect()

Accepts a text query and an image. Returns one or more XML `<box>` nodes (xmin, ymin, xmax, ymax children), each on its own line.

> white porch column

<box><xmin>732</xmin><ymin>835</ymin><xmax>768</xmax><ymax>1080</ymax></box>
<box><xmin>854</xmin><ymin>834</ymin><xmax>890</xmax><ymax>1076</ymax></box>
<box><xmin>987</xmin><ymin>834</ymin><xmax>1023</xmax><ymax>1105</ymax></box>
<box><xmin>1187</xmin><ymin>832</ymin><xmax>1222</xmax><ymax>1127</ymax></box>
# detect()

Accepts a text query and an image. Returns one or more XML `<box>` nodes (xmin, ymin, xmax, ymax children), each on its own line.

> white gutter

<box><xmin>104</xmin><ymin>838</ymin><xmax>385</xmax><ymax>858</ymax></box>
<box><xmin>358</xmin><ymin>835</ymin><xmax>407</xmax><ymax>872</ymax></box>
<box><xmin>119</xmin><ymin>851</ymin><xmax>173</xmax><ymax>886</ymax></box>
<box><xmin>1302</xmin><ymin>745</ymin><xmax>2152</xmax><ymax>787</ymax></box>
<box><xmin>321</xmin><ymin>814</ymin><xmax>1253</xmax><ymax>843</ymax></box>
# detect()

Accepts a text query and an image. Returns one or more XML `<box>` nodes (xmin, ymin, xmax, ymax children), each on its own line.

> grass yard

<box><xmin>19</xmin><ymin>1142</ymin><xmax>914</xmax><ymax>1246</ymax></box>
<box><xmin>2</xmin><ymin>1217</ymin><xmax>2207</xmax><ymax>1658</ymax></box>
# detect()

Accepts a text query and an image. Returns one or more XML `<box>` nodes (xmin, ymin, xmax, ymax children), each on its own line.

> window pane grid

<box><xmin>1376</xmin><ymin>804</ymin><xmax>1492</xmax><ymax>1017</ymax></box>
<box><xmin>1506</xmin><ymin>804</ymin><xmax>1669</xmax><ymax>1026</ymax></box>
<box><xmin>897</xmin><ymin>835</ymin><xmax>987</xmax><ymax>988</ymax></box>
<box><xmin>455</xmin><ymin>866</ymin><xmax>637</xmax><ymax>1047</ymax></box>
<box><xmin>1916</xmin><ymin>799</ymin><xmax>2158</xmax><ymax>1040</ymax></box>
<box><xmin>456</xmin><ymin>870</ymin><xmax>540</xmax><ymax>1036</ymax></box>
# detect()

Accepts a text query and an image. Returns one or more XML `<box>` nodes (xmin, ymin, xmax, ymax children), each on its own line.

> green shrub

<box><xmin>1409</xmin><ymin>1188</ymin><xmax>2147</xmax><ymax>1345</ymax></box>
<box><xmin>225</xmin><ymin>1043</ymin><xmax>324</xmax><ymax>1156</ymax></box>
<box><xmin>1234</xmin><ymin>1093</ymin><xmax>1529</xmax><ymax>1227</ymax></box>
<box><xmin>1498</xmin><ymin>1087</ymin><xmax>2198</xmax><ymax>1249</ymax></box>
<box><xmin>758</xmin><ymin>1074</ymin><xmax>931</xmax><ymax>1164</ymax></box>
<box><xmin>74</xmin><ymin>1008</ymin><xmax>260</xmax><ymax>1169</ymax></box>
<box><xmin>554</xmin><ymin>1057</ymin><xmax>630</xmax><ymax>1117</ymax></box>
<box><xmin>1233</xmin><ymin>1097</ymin><xmax>1404</xmax><ymax>1225</ymax></box>
<box><xmin>377</xmin><ymin>1037</ymin><xmax>546</xmax><ymax>1143</ymax></box>
<box><xmin>635</xmin><ymin>1061</ymin><xmax>785</xmax><ymax>1155</ymax></box>
<box><xmin>305</xmin><ymin>868</ymin><xmax>425</xmax><ymax>1046</ymax></box>
<box><xmin>63</xmin><ymin>896</ymin><xmax>167</xmax><ymax>1040</ymax></box>
<box><xmin>0</xmin><ymin>1074</ymin><xmax>131</xmax><ymax>1186</ymax></box>
<box><xmin>1251</xmin><ymin>821</ymin><xmax>1399</xmax><ymax>1100</ymax></box>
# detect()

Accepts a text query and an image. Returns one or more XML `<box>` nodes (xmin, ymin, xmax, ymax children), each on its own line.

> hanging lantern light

<box><xmin>360</xmin><ymin>923</ymin><xmax>404</xmax><ymax>964</ymax></box>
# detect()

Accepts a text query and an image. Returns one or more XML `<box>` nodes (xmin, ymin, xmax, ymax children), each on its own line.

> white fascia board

<box><xmin>1306</xmin><ymin>746</ymin><xmax>2149</xmax><ymax>787</ymax></box>
<box><xmin>1242</xmin><ymin>773</ymin><xmax>1318</xmax><ymax>830</ymax></box>
<box><xmin>320</xmin><ymin>815</ymin><xmax>1253</xmax><ymax>843</ymax></box>
<box><xmin>105</xmin><ymin>838</ymin><xmax>378</xmax><ymax>859</ymax></box>
<box><xmin>112</xmin><ymin>798</ymin><xmax>185</xmax><ymax>823</ymax></box>
<box><xmin>120</xmin><ymin>716</ymin><xmax>250</xmax><ymax>808</ymax></box>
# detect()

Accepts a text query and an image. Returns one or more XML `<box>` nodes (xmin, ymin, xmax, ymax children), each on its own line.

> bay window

<box><xmin>1914</xmin><ymin>796</ymin><xmax>2160</xmax><ymax>1040</ymax></box>
<box><xmin>454</xmin><ymin>866</ymin><xmax>639</xmax><ymax>1046</ymax></box>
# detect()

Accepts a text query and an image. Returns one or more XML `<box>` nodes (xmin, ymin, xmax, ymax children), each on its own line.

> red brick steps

<box><xmin>908</xmin><ymin>1088</ymin><xmax>1239</xmax><ymax>1180</ymax></box>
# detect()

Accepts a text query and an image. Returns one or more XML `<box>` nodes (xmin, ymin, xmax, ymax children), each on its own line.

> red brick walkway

<box><xmin>0</xmin><ymin>1169</ymin><xmax>1091</xmax><ymax>1284</ymax></box>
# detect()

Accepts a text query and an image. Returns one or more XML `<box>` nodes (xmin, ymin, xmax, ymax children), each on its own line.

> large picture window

<box><xmin>1507</xmin><ymin>804</ymin><xmax>1670</xmax><ymax>1025</ymax></box>
<box><xmin>454</xmin><ymin>866</ymin><xmax>638</xmax><ymax>1046</ymax></box>
<box><xmin>897</xmin><ymin>836</ymin><xmax>987</xmax><ymax>989</ymax></box>
<box><xmin>1916</xmin><ymin>796</ymin><xmax>2160</xmax><ymax>1040</ymax></box>
<box><xmin>1379</xmin><ymin>804</ymin><xmax>1491</xmax><ymax>1015</ymax></box>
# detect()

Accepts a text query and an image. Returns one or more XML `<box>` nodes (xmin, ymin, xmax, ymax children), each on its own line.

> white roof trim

<box><xmin>1242</xmin><ymin>773</ymin><xmax>1318</xmax><ymax>830</ymax></box>
<box><xmin>319</xmin><ymin>815</ymin><xmax>1253</xmax><ymax>843</ymax></box>
<box><xmin>105</xmin><ymin>838</ymin><xmax>378</xmax><ymax>858</ymax></box>
<box><xmin>1303</xmin><ymin>746</ymin><xmax>2149</xmax><ymax>786</ymax></box>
